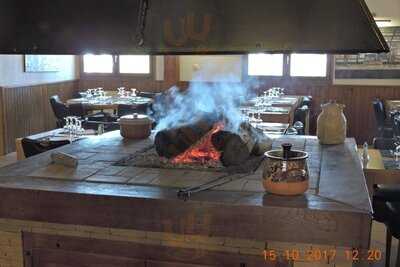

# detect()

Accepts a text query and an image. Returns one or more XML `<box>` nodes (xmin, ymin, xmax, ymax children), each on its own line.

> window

<box><xmin>248</xmin><ymin>54</ymin><xmax>284</xmax><ymax>76</ymax></box>
<box><xmin>290</xmin><ymin>54</ymin><xmax>327</xmax><ymax>77</ymax></box>
<box><xmin>82</xmin><ymin>54</ymin><xmax>151</xmax><ymax>75</ymax></box>
<box><xmin>119</xmin><ymin>55</ymin><xmax>150</xmax><ymax>74</ymax></box>
<box><xmin>248</xmin><ymin>53</ymin><xmax>328</xmax><ymax>78</ymax></box>
<box><xmin>83</xmin><ymin>55</ymin><xmax>113</xmax><ymax>73</ymax></box>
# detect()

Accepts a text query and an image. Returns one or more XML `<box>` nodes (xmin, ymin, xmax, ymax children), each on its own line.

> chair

<box><xmin>49</xmin><ymin>95</ymin><xmax>70</xmax><ymax>128</ymax></box>
<box><xmin>293</xmin><ymin>105</ymin><xmax>310</xmax><ymax>135</ymax></box>
<box><xmin>386</xmin><ymin>202</ymin><xmax>400</xmax><ymax>267</ymax></box>
<box><xmin>373</xmin><ymin>99</ymin><xmax>393</xmax><ymax>138</ymax></box>
<box><xmin>389</xmin><ymin>111</ymin><xmax>400</xmax><ymax>126</ymax></box>
<box><xmin>292</xmin><ymin>121</ymin><xmax>304</xmax><ymax>135</ymax></box>
<box><xmin>68</xmin><ymin>103</ymin><xmax>87</xmax><ymax>117</ymax></box>
<box><xmin>393</xmin><ymin>115</ymin><xmax>400</xmax><ymax>138</ymax></box>
<box><xmin>72</xmin><ymin>90</ymin><xmax>82</xmax><ymax>99</ymax></box>
<box><xmin>21</xmin><ymin>138</ymin><xmax>70</xmax><ymax>158</ymax></box>
<box><xmin>373</xmin><ymin>133</ymin><xmax>400</xmax><ymax>267</ymax></box>
<box><xmin>300</xmin><ymin>96</ymin><xmax>312</xmax><ymax>108</ymax></box>
<box><xmin>373</xmin><ymin>185</ymin><xmax>400</xmax><ymax>267</ymax></box>
<box><xmin>373</xmin><ymin>137</ymin><xmax>396</xmax><ymax>150</ymax></box>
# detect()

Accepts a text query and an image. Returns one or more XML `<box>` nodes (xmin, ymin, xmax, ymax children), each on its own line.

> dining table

<box><xmin>252</xmin><ymin>122</ymin><xmax>289</xmax><ymax>136</ymax></box>
<box><xmin>360</xmin><ymin>148</ymin><xmax>400</xmax><ymax>197</ymax></box>
<box><xmin>385</xmin><ymin>100</ymin><xmax>400</xmax><ymax>117</ymax></box>
<box><xmin>246</xmin><ymin>95</ymin><xmax>302</xmax><ymax>107</ymax></box>
<box><xmin>67</xmin><ymin>95</ymin><xmax>153</xmax><ymax>111</ymax></box>
<box><xmin>242</xmin><ymin>95</ymin><xmax>302</xmax><ymax>125</ymax></box>
<box><xmin>259</xmin><ymin>106</ymin><xmax>294</xmax><ymax>124</ymax></box>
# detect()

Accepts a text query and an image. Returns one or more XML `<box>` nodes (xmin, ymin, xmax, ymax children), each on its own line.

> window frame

<box><xmin>80</xmin><ymin>55</ymin><xmax>155</xmax><ymax>78</ymax></box>
<box><xmin>244</xmin><ymin>54</ymin><xmax>333</xmax><ymax>84</ymax></box>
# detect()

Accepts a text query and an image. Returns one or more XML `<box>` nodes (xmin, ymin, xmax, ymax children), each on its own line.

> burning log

<box><xmin>155</xmin><ymin>119</ymin><xmax>271</xmax><ymax>167</ymax></box>
<box><xmin>212</xmin><ymin>132</ymin><xmax>252</xmax><ymax>166</ymax></box>
<box><xmin>154</xmin><ymin>119</ymin><xmax>215</xmax><ymax>158</ymax></box>
<box><xmin>211</xmin><ymin>123</ymin><xmax>257</xmax><ymax>166</ymax></box>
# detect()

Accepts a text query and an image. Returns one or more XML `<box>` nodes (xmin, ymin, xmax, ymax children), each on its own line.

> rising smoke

<box><xmin>152</xmin><ymin>70</ymin><xmax>262</xmax><ymax>133</ymax></box>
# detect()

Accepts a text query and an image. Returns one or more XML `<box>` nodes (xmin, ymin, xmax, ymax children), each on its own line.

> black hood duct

<box><xmin>0</xmin><ymin>0</ymin><xmax>389</xmax><ymax>55</ymax></box>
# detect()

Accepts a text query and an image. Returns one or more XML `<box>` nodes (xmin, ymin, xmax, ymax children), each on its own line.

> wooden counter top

<box><xmin>0</xmin><ymin>131</ymin><xmax>372</xmax><ymax>254</ymax></box>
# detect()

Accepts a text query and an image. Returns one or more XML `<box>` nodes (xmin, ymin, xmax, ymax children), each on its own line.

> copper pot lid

<box><xmin>265</xmin><ymin>143</ymin><xmax>308</xmax><ymax>161</ymax></box>
<box><xmin>119</xmin><ymin>113</ymin><xmax>152</xmax><ymax>125</ymax></box>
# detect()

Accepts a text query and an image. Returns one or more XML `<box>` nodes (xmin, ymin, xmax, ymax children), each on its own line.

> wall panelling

<box><xmin>0</xmin><ymin>80</ymin><xmax>79</xmax><ymax>154</ymax></box>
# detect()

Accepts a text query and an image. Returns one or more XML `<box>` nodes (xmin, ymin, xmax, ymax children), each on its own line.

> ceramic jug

<box><xmin>317</xmin><ymin>101</ymin><xmax>347</xmax><ymax>144</ymax></box>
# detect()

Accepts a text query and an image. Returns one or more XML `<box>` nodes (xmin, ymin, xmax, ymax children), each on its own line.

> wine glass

<box><xmin>117</xmin><ymin>87</ymin><xmax>126</xmax><ymax>98</ymax></box>
<box><xmin>91</xmin><ymin>88</ymin><xmax>97</xmax><ymax>97</ymax></box>
<box><xmin>267</xmin><ymin>88</ymin><xmax>275</xmax><ymax>97</ymax></box>
<box><xmin>248</xmin><ymin>111</ymin><xmax>255</xmax><ymax>122</ymax></box>
<box><xmin>131</xmin><ymin>88</ymin><xmax>137</xmax><ymax>97</ymax></box>
<box><xmin>63</xmin><ymin>117</ymin><xmax>71</xmax><ymax>132</ymax></box>
<box><xmin>86</xmin><ymin>89</ymin><xmax>93</xmax><ymax>99</ymax></box>
<box><xmin>253</xmin><ymin>98</ymin><xmax>264</xmax><ymax>124</ymax></box>
<box><xmin>63</xmin><ymin>116</ymin><xmax>73</xmax><ymax>143</ymax></box>
<box><xmin>246</xmin><ymin>109</ymin><xmax>260</xmax><ymax>124</ymax></box>
<box><xmin>240</xmin><ymin>107</ymin><xmax>250</xmax><ymax>122</ymax></box>
<box><xmin>254</xmin><ymin>97</ymin><xmax>262</xmax><ymax>108</ymax></box>
<box><xmin>271</xmin><ymin>87</ymin><xmax>279</xmax><ymax>97</ymax></box>
<box><xmin>76</xmin><ymin>119</ymin><xmax>85</xmax><ymax>136</ymax></box>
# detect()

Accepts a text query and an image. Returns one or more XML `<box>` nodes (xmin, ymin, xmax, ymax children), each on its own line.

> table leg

<box><xmin>386</xmin><ymin>228</ymin><xmax>392</xmax><ymax>267</ymax></box>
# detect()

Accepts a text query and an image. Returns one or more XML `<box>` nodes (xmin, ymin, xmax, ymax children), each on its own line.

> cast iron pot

<box><xmin>119</xmin><ymin>113</ymin><xmax>152</xmax><ymax>139</ymax></box>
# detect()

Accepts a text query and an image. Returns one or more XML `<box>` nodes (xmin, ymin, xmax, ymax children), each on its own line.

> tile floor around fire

<box><xmin>0</xmin><ymin>153</ymin><xmax>398</xmax><ymax>266</ymax></box>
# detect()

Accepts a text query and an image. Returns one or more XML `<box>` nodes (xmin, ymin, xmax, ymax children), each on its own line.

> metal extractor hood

<box><xmin>0</xmin><ymin>0</ymin><xmax>390</xmax><ymax>55</ymax></box>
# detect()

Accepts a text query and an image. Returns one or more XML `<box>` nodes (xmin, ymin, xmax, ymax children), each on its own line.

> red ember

<box><xmin>171</xmin><ymin>123</ymin><xmax>224</xmax><ymax>164</ymax></box>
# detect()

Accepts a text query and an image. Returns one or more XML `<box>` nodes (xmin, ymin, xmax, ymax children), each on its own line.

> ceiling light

<box><xmin>375</xmin><ymin>19</ymin><xmax>392</xmax><ymax>27</ymax></box>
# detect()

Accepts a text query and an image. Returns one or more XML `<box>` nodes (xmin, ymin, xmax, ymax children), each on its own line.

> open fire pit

<box><xmin>117</xmin><ymin>118</ymin><xmax>271</xmax><ymax>174</ymax></box>
<box><xmin>117</xmin><ymin>81</ymin><xmax>272</xmax><ymax>175</ymax></box>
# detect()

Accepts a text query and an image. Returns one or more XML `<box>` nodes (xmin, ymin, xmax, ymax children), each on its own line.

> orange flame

<box><xmin>171</xmin><ymin>123</ymin><xmax>224</xmax><ymax>164</ymax></box>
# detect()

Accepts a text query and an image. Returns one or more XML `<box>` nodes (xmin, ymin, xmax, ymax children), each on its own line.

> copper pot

<box><xmin>262</xmin><ymin>143</ymin><xmax>309</xmax><ymax>195</ymax></box>
<box><xmin>119</xmin><ymin>113</ymin><xmax>152</xmax><ymax>139</ymax></box>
